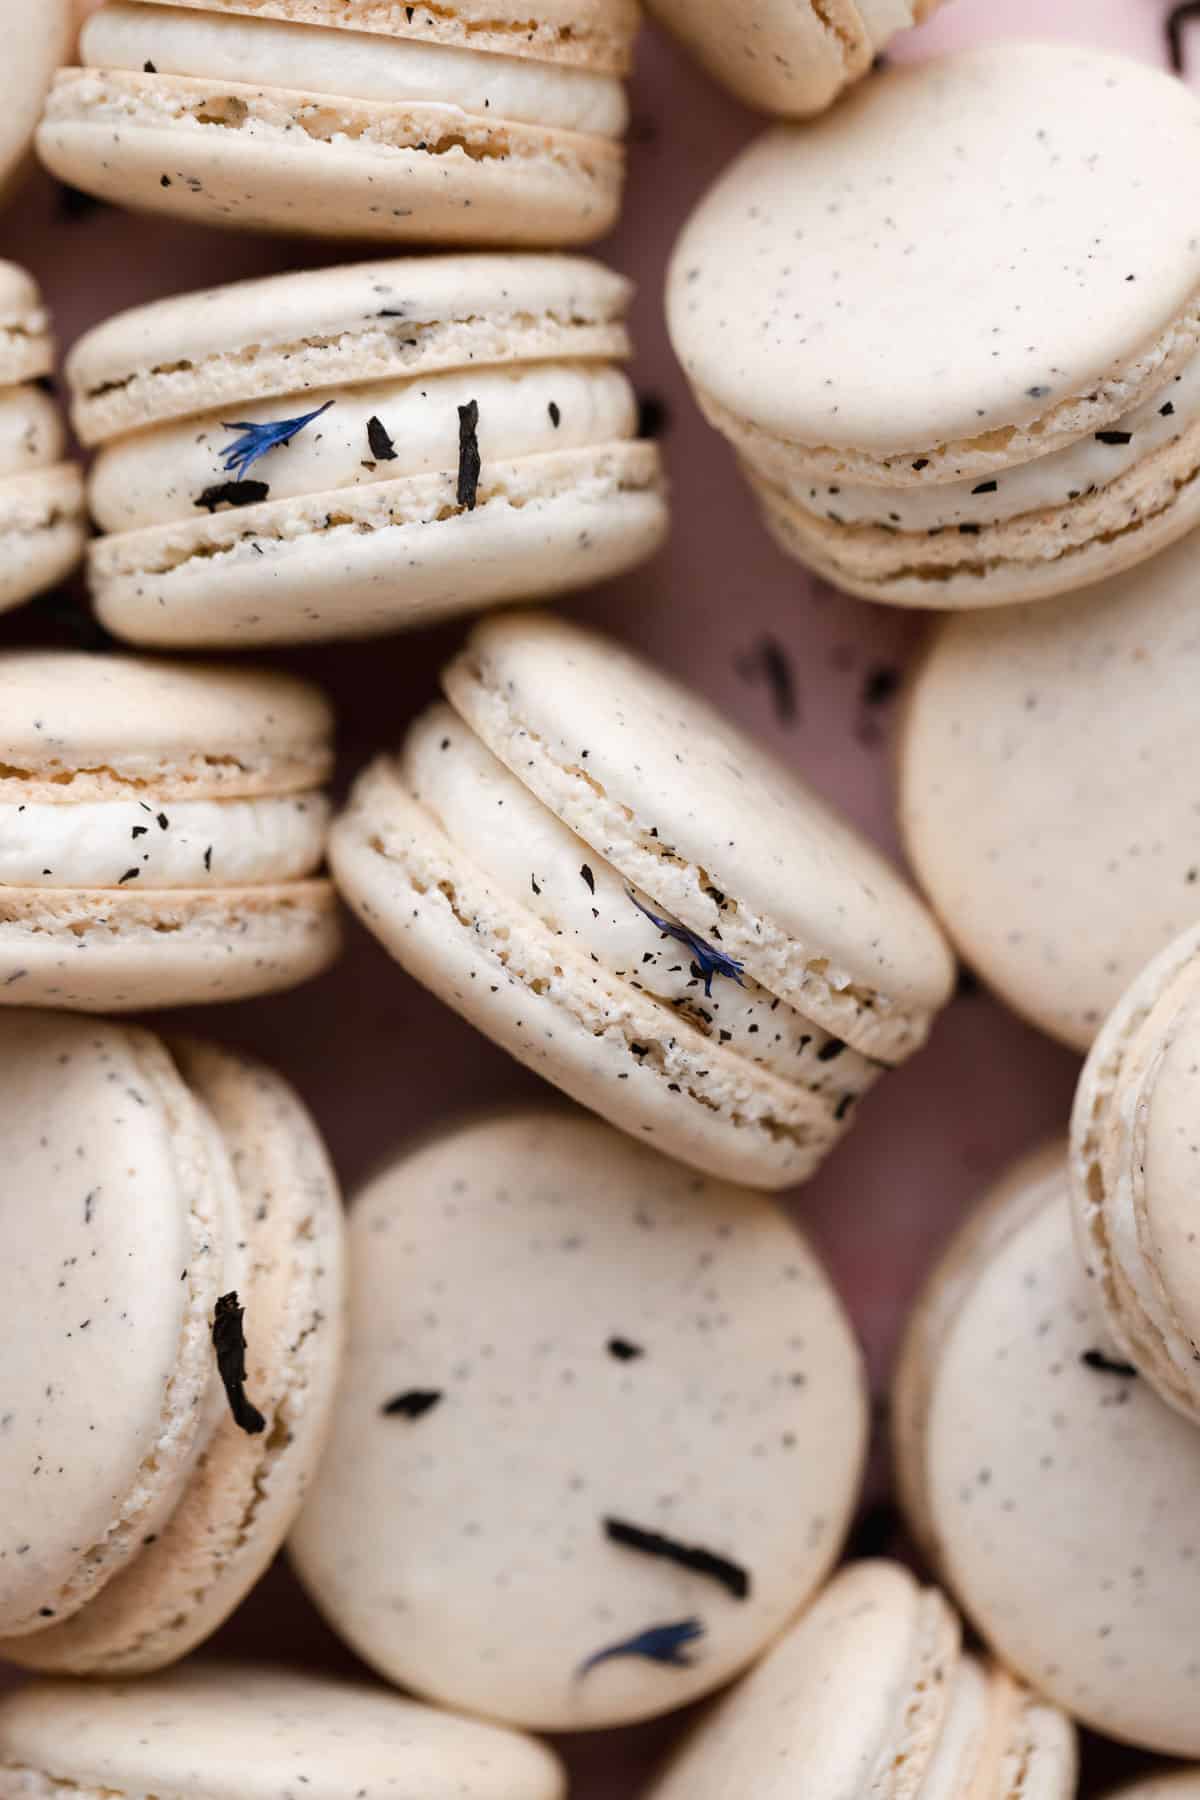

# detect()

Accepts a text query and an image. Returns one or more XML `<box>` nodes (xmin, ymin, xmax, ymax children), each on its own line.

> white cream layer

<box><xmin>0</xmin><ymin>387</ymin><xmax>66</xmax><ymax>479</ymax></box>
<box><xmin>89</xmin><ymin>362</ymin><xmax>637</xmax><ymax>532</ymax></box>
<box><xmin>0</xmin><ymin>794</ymin><xmax>330</xmax><ymax>888</ymax></box>
<box><xmin>83</xmin><ymin>3</ymin><xmax>628</xmax><ymax>136</ymax></box>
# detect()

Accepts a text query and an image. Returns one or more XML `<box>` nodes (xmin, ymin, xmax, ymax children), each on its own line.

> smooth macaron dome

<box><xmin>3</xmin><ymin>2</ymin><xmax>72</xmax><ymax>198</ymax></box>
<box><xmin>0</xmin><ymin>1664</ymin><xmax>566</xmax><ymax>1800</ymax></box>
<box><xmin>69</xmin><ymin>255</ymin><xmax>667</xmax><ymax>647</ymax></box>
<box><xmin>36</xmin><ymin>0</ymin><xmax>636</xmax><ymax>246</ymax></box>
<box><xmin>0</xmin><ymin>650</ymin><xmax>340</xmax><ymax>1009</ymax></box>
<box><xmin>667</xmin><ymin>44</ymin><xmax>1200</xmax><ymax>609</ymax></box>
<box><xmin>0</xmin><ymin>1012</ymin><xmax>344</xmax><ymax>1675</ymax></box>
<box><xmin>893</xmin><ymin>1142</ymin><xmax>1200</xmax><ymax>1755</ymax></box>
<box><xmin>331</xmin><ymin>611</ymin><xmax>954</xmax><ymax>1191</ymax></box>
<box><xmin>0</xmin><ymin>262</ymin><xmax>85</xmax><ymax>616</ymax></box>
<box><xmin>290</xmin><ymin>1107</ymin><xmax>868</xmax><ymax>1730</ymax></box>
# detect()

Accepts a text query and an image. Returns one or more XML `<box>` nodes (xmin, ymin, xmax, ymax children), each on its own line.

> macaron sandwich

<box><xmin>4</xmin><ymin>1</ymin><xmax>72</xmax><ymax>199</ymax></box>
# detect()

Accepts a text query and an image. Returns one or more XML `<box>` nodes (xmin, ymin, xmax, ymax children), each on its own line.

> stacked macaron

<box><xmin>2</xmin><ymin>1</ymin><xmax>72</xmax><ymax>200</ymax></box>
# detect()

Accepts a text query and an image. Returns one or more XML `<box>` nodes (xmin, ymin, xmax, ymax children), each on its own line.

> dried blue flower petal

<box><xmin>219</xmin><ymin>400</ymin><xmax>335</xmax><ymax>482</ymax></box>
<box><xmin>577</xmin><ymin>1618</ymin><xmax>705</xmax><ymax>1679</ymax></box>
<box><xmin>627</xmin><ymin>889</ymin><xmax>745</xmax><ymax>998</ymax></box>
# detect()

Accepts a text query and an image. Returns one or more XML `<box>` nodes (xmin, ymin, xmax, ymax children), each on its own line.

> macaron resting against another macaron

<box><xmin>0</xmin><ymin>650</ymin><xmax>340</xmax><ymax>1009</ymax></box>
<box><xmin>331</xmin><ymin>611</ymin><xmax>955</xmax><ymax>1191</ymax></box>
<box><xmin>69</xmin><ymin>255</ymin><xmax>667</xmax><ymax>648</ymax></box>
<box><xmin>0</xmin><ymin>263</ymin><xmax>85</xmax><ymax>617</ymax></box>
<box><xmin>0</xmin><ymin>1010</ymin><xmax>344</xmax><ymax>1676</ymax></box>
<box><xmin>646</xmin><ymin>1560</ymin><xmax>1076</xmax><ymax>1800</ymax></box>
<box><xmin>0</xmin><ymin>1664</ymin><xmax>565</xmax><ymax>1800</ymax></box>
<box><xmin>3</xmin><ymin>1</ymin><xmax>72</xmax><ymax>200</ymax></box>
<box><xmin>290</xmin><ymin>1107</ymin><xmax>867</xmax><ymax>1729</ymax></box>
<box><xmin>667</xmin><ymin>44</ymin><xmax>1200</xmax><ymax>609</ymax></box>
<box><xmin>36</xmin><ymin>0</ymin><xmax>635</xmax><ymax>245</ymax></box>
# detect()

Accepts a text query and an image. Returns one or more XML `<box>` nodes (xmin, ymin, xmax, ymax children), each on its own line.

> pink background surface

<box><xmin>1</xmin><ymin>1</ymin><xmax>1194</xmax><ymax>1792</ymax></box>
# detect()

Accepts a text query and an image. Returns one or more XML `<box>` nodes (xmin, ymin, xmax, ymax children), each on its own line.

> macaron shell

<box><xmin>0</xmin><ymin>1664</ymin><xmax>568</xmax><ymax>1800</ymax></box>
<box><xmin>0</xmin><ymin>263</ymin><xmax>53</xmax><ymax>388</ymax></box>
<box><xmin>0</xmin><ymin>465</ymin><xmax>87</xmax><ymax>616</ymax></box>
<box><xmin>1</xmin><ymin>2</ymin><xmax>73</xmax><ymax>198</ymax></box>
<box><xmin>1102</xmin><ymin>1778</ymin><xmax>1200</xmax><ymax>1800</ymax></box>
<box><xmin>645</xmin><ymin>0</ymin><xmax>871</xmax><ymax>117</ymax></box>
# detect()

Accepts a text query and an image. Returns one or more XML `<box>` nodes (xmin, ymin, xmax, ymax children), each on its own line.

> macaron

<box><xmin>1103</xmin><ymin>1780</ymin><xmax>1200</xmax><ymax>1800</ymax></box>
<box><xmin>68</xmin><ymin>254</ymin><xmax>667</xmax><ymax>648</ymax></box>
<box><xmin>0</xmin><ymin>649</ymin><xmax>340</xmax><ymax>1010</ymax></box>
<box><xmin>4</xmin><ymin>2</ymin><xmax>72</xmax><ymax>199</ymax></box>
<box><xmin>0</xmin><ymin>1010</ymin><xmax>344</xmax><ymax>1675</ymax></box>
<box><xmin>289</xmin><ymin>1106</ymin><xmax>868</xmax><ymax>1730</ymax></box>
<box><xmin>893</xmin><ymin>1140</ymin><xmax>1200</xmax><ymax>1755</ymax></box>
<box><xmin>36</xmin><ymin>0</ymin><xmax>635</xmax><ymax>246</ymax></box>
<box><xmin>645</xmin><ymin>0</ymin><xmax>938</xmax><ymax>119</ymax></box>
<box><xmin>0</xmin><ymin>1663</ymin><xmax>565</xmax><ymax>1800</ymax></box>
<box><xmin>898</xmin><ymin>530</ymin><xmax>1200</xmax><ymax>1052</ymax></box>
<box><xmin>646</xmin><ymin>1559</ymin><xmax>1077</xmax><ymax>1800</ymax></box>
<box><xmin>666</xmin><ymin>44</ymin><xmax>1200</xmax><ymax>610</ymax></box>
<box><xmin>0</xmin><ymin>262</ymin><xmax>85</xmax><ymax>616</ymax></box>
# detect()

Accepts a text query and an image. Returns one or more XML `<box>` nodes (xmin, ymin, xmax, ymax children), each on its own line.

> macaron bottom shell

<box><xmin>0</xmin><ymin>464</ymin><xmax>87</xmax><ymax>615</ymax></box>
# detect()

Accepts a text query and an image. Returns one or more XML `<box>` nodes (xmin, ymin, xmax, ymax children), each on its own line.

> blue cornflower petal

<box><xmin>627</xmin><ymin>888</ymin><xmax>746</xmax><ymax>997</ymax></box>
<box><xmin>218</xmin><ymin>400</ymin><xmax>335</xmax><ymax>482</ymax></box>
<box><xmin>577</xmin><ymin>1618</ymin><xmax>706</xmax><ymax>1679</ymax></box>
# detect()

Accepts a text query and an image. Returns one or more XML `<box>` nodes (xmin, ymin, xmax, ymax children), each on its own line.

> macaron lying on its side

<box><xmin>0</xmin><ymin>650</ymin><xmax>340</xmax><ymax>1009</ymax></box>
<box><xmin>68</xmin><ymin>255</ymin><xmax>667</xmax><ymax>647</ymax></box>
<box><xmin>290</xmin><ymin>1107</ymin><xmax>868</xmax><ymax>1730</ymax></box>
<box><xmin>36</xmin><ymin>0</ymin><xmax>635</xmax><ymax>245</ymax></box>
<box><xmin>0</xmin><ymin>1664</ymin><xmax>565</xmax><ymax>1800</ymax></box>
<box><xmin>667</xmin><ymin>44</ymin><xmax>1200</xmax><ymax>609</ymax></box>
<box><xmin>3</xmin><ymin>1</ymin><xmax>72</xmax><ymax>199</ymax></box>
<box><xmin>0</xmin><ymin>1011</ymin><xmax>344</xmax><ymax>1676</ymax></box>
<box><xmin>0</xmin><ymin>263</ymin><xmax>85</xmax><ymax>616</ymax></box>
<box><xmin>330</xmin><ymin>611</ymin><xmax>955</xmax><ymax>1191</ymax></box>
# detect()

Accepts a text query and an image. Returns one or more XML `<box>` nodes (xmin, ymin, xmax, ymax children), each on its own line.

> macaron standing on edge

<box><xmin>69</xmin><ymin>255</ymin><xmax>668</xmax><ymax>647</ymax></box>
<box><xmin>330</xmin><ymin>610</ymin><xmax>955</xmax><ymax>1191</ymax></box>
<box><xmin>3</xmin><ymin>1</ymin><xmax>72</xmax><ymax>200</ymax></box>
<box><xmin>667</xmin><ymin>44</ymin><xmax>1200</xmax><ymax>609</ymax></box>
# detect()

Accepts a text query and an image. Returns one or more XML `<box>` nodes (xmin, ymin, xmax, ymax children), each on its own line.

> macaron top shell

<box><xmin>667</xmin><ymin>44</ymin><xmax>1200</xmax><ymax>464</ymax></box>
<box><xmin>2</xmin><ymin>2</ymin><xmax>72</xmax><ymax>196</ymax></box>
<box><xmin>0</xmin><ymin>1664</ymin><xmax>567</xmax><ymax>1800</ymax></box>
<box><xmin>0</xmin><ymin>262</ymin><xmax>53</xmax><ymax>387</ymax></box>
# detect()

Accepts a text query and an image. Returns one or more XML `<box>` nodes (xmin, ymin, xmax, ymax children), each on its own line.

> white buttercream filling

<box><xmin>89</xmin><ymin>362</ymin><xmax>637</xmax><ymax>532</ymax></box>
<box><xmin>0</xmin><ymin>795</ymin><xmax>329</xmax><ymax>888</ymax></box>
<box><xmin>82</xmin><ymin>2</ymin><xmax>628</xmax><ymax>136</ymax></box>
<box><xmin>0</xmin><ymin>387</ymin><xmax>66</xmax><ymax>479</ymax></box>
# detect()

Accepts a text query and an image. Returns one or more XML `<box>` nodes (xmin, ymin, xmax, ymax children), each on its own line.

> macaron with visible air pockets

<box><xmin>0</xmin><ymin>1663</ymin><xmax>565</xmax><ymax>1800</ymax></box>
<box><xmin>4</xmin><ymin>2</ymin><xmax>72</xmax><ymax>199</ymax></box>
<box><xmin>290</xmin><ymin>1106</ymin><xmax>868</xmax><ymax>1730</ymax></box>
<box><xmin>893</xmin><ymin>1141</ymin><xmax>1200</xmax><ymax>1756</ymax></box>
<box><xmin>36</xmin><ymin>0</ymin><xmax>635</xmax><ymax>246</ymax></box>
<box><xmin>0</xmin><ymin>649</ymin><xmax>340</xmax><ymax>1009</ymax></box>
<box><xmin>68</xmin><ymin>254</ymin><xmax>667</xmax><ymax>648</ymax></box>
<box><xmin>667</xmin><ymin>44</ymin><xmax>1200</xmax><ymax>609</ymax></box>
<box><xmin>330</xmin><ymin>611</ymin><xmax>954</xmax><ymax>1191</ymax></box>
<box><xmin>0</xmin><ymin>1010</ymin><xmax>344</xmax><ymax>1676</ymax></box>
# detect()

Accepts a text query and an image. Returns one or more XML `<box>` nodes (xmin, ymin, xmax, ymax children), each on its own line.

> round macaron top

<box><xmin>445</xmin><ymin>612</ymin><xmax>954</xmax><ymax>1060</ymax></box>
<box><xmin>2</xmin><ymin>2</ymin><xmax>72</xmax><ymax>196</ymax></box>
<box><xmin>67</xmin><ymin>254</ymin><xmax>633</xmax><ymax>445</ymax></box>
<box><xmin>0</xmin><ymin>651</ymin><xmax>334</xmax><ymax>800</ymax></box>
<box><xmin>0</xmin><ymin>1663</ymin><xmax>567</xmax><ymax>1800</ymax></box>
<box><xmin>667</xmin><ymin>44</ymin><xmax>1200</xmax><ymax>464</ymax></box>
<box><xmin>0</xmin><ymin>261</ymin><xmax>52</xmax><ymax>388</ymax></box>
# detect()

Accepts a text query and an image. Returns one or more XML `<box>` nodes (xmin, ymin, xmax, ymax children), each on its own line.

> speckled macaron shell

<box><xmin>67</xmin><ymin>254</ymin><xmax>666</xmax><ymax>647</ymax></box>
<box><xmin>893</xmin><ymin>1144</ymin><xmax>1200</xmax><ymax>1755</ymax></box>
<box><xmin>666</xmin><ymin>44</ymin><xmax>1200</xmax><ymax>609</ymax></box>
<box><xmin>3</xmin><ymin>1037</ymin><xmax>345</xmax><ymax>1676</ymax></box>
<box><xmin>2</xmin><ymin>1</ymin><xmax>72</xmax><ymax>198</ymax></box>
<box><xmin>0</xmin><ymin>1664</ymin><xmax>567</xmax><ymax>1800</ymax></box>
<box><xmin>898</xmin><ymin>530</ymin><xmax>1200</xmax><ymax>1052</ymax></box>
<box><xmin>37</xmin><ymin>0</ymin><xmax>633</xmax><ymax>247</ymax></box>
<box><xmin>290</xmin><ymin>1107</ymin><xmax>868</xmax><ymax>1730</ymax></box>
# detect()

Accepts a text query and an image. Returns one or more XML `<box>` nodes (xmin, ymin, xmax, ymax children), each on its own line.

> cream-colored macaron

<box><xmin>0</xmin><ymin>1664</ymin><xmax>565</xmax><ymax>1800</ymax></box>
<box><xmin>646</xmin><ymin>1559</ymin><xmax>1076</xmax><ymax>1800</ymax></box>
<box><xmin>894</xmin><ymin>1141</ymin><xmax>1200</xmax><ymax>1755</ymax></box>
<box><xmin>290</xmin><ymin>1107</ymin><xmax>868</xmax><ymax>1730</ymax></box>
<box><xmin>0</xmin><ymin>1011</ymin><xmax>344</xmax><ymax>1676</ymax></box>
<box><xmin>0</xmin><ymin>650</ymin><xmax>340</xmax><ymax>1009</ymax></box>
<box><xmin>899</xmin><ymin>529</ymin><xmax>1200</xmax><ymax>1052</ymax></box>
<box><xmin>1103</xmin><ymin>1779</ymin><xmax>1200</xmax><ymax>1800</ymax></box>
<box><xmin>67</xmin><ymin>255</ymin><xmax>667</xmax><ymax>647</ymax></box>
<box><xmin>37</xmin><ymin>0</ymin><xmax>635</xmax><ymax>245</ymax></box>
<box><xmin>667</xmin><ymin>44</ymin><xmax>1200</xmax><ymax>609</ymax></box>
<box><xmin>0</xmin><ymin>263</ymin><xmax>85</xmax><ymax>616</ymax></box>
<box><xmin>3</xmin><ymin>1</ymin><xmax>72</xmax><ymax>199</ymax></box>
<box><xmin>330</xmin><ymin>611</ymin><xmax>955</xmax><ymax>1191</ymax></box>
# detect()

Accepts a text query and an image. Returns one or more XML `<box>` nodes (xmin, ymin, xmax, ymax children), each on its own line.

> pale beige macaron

<box><xmin>646</xmin><ymin>1559</ymin><xmax>1076</xmax><ymax>1800</ymax></box>
<box><xmin>37</xmin><ymin>0</ymin><xmax>636</xmax><ymax>245</ymax></box>
<box><xmin>331</xmin><ymin>611</ymin><xmax>955</xmax><ymax>1191</ymax></box>
<box><xmin>899</xmin><ymin>529</ymin><xmax>1200</xmax><ymax>1052</ymax></box>
<box><xmin>68</xmin><ymin>254</ymin><xmax>667</xmax><ymax>648</ymax></box>
<box><xmin>894</xmin><ymin>1140</ymin><xmax>1200</xmax><ymax>1755</ymax></box>
<box><xmin>0</xmin><ymin>1663</ymin><xmax>565</xmax><ymax>1800</ymax></box>
<box><xmin>0</xmin><ymin>1011</ymin><xmax>344</xmax><ymax>1676</ymax></box>
<box><xmin>3</xmin><ymin>1</ymin><xmax>73</xmax><ymax>199</ymax></box>
<box><xmin>290</xmin><ymin>1107</ymin><xmax>868</xmax><ymax>1730</ymax></box>
<box><xmin>0</xmin><ymin>263</ymin><xmax>85</xmax><ymax>616</ymax></box>
<box><xmin>1103</xmin><ymin>1779</ymin><xmax>1200</xmax><ymax>1800</ymax></box>
<box><xmin>646</xmin><ymin>0</ymin><xmax>938</xmax><ymax>118</ymax></box>
<box><xmin>0</xmin><ymin>650</ymin><xmax>340</xmax><ymax>1009</ymax></box>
